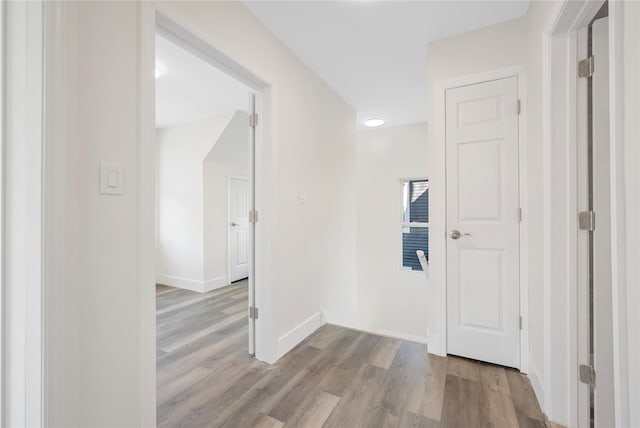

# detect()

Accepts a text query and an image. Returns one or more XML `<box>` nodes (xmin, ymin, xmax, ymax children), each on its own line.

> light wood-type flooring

<box><xmin>157</xmin><ymin>282</ymin><xmax>546</xmax><ymax>428</ymax></box>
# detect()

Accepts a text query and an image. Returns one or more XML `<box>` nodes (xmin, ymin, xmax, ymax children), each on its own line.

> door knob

<box><xmin>231</xmin><ymin>222</ymin><xmax>239</xmax><ymax>227</ymax></box>
<box><xmin>450</xmin><ymin>230</ymin><xmax>471</xmax><ymax>239</ymax></box>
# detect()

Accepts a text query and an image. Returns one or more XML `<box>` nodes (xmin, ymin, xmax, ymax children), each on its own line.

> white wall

<box><xmin>58</xmin><ymin>2</ymin><xmax>141</xmax><ymax>425</ymax></box>
<box><xmin>354</xmin><ymin>123</ymin><xmax>432</xmax><ymax>344</ymax></box>
<box><xmin>203</xmin><ymin>111</ymin><xmax>249</xmax><ymax>284</ymax></box>
<box><xmin>425</xmin><ymin>17</ymin><xmax>529</xmax><ymax>357</ymax></box>
<box><xmin>50</xmin><ymin>1</ymin><xmax>357</xmax><ymax>425</ymax></box>
<box><xmin>156</xmin><ymin>112</ymin><xmax>233</xmax><ymax>289</ymax></box>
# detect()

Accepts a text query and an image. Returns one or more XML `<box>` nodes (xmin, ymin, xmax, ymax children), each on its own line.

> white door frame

<box><xmin>542</xmin><ymin>2</ymin><xmax>600</xmax><ymax>426</ymax></box>
<box><xmin>138</xmin><ymin>4</ymin><xmax>273</xmax><ymax>425</ymax></box>
<box><xmin>541</xmin><ymin>1</ymin><xmax>632</xmax><ymax>426</ymax></box>
<box><xmin>2</xmin><ymin>1</ymin><xmax>46</xmax><ymax>425</ymax></box>
<box><xmin>435</xmin><ymin>65</ymin><xmax>528</xmax><ymax>372</ymax></box>
<box><xmin>228</xmin><ymin>175</ymin><xmax>249</xmax><ymax>284</ymax></box>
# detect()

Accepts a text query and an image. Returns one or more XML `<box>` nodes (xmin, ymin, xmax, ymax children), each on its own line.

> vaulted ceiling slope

<box><xmin>243</xmin><ymin>1</ymin><xmax>529</xmax><ymax>128</ymax></box>
<box><xmin>155</xmin><ymin>34</ymin><xmax>251</xmax><ymax>129</ymax></box>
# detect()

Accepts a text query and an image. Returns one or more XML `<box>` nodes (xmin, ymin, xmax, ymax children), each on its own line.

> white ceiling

<box><xmin>243</xmin><ymin>1</ymin><xmax>529</xmax><ymax>128</ymax></box>
<box><xmin>155</xmin><ymin>34</ymin><xmax>251</xmax><ymax>129</ymax></box>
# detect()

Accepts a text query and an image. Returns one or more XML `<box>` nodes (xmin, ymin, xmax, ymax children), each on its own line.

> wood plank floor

<box><xmin>157</xmin><ymin>283</ymin><xmax>546</xmax><ymax>428</ymax></box>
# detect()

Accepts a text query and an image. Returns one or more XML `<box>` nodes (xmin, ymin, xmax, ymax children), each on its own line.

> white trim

<box><xmin>434</xmin><ymin>65</ymin><xmax>528</xmax><ymax>372</ymax></box>
<box><xmin>253</xmin><ymin>86</ymin><xmax>274</xmax><ymax>362</ymax></box>
<box><xmin>247</xmin><ymin>93</ymin><xmax>256</xmax><ymax>356</ymax></box>
<box><xmin>156</xmin><ymin>275</ymin><xmax>206</xmax><ymax>292</ymax></box>
<box><xmin>204</xmin><ymin>276</ymin><xmax>229</xmax><ymax>292</ymax></box>
<box><xmin>276</xmin><ymin>312</ymin><xmax>324</xmax><ymax>359</ymax></box>
<box><xmin>227</xmin><ymin>175</ymin><xmax>249</xmax><ymax>284</ymax></box>
<box><xmin>541</xmin><ymin>1</ymin><xmax>638</xmax><ymax>426</ymax></box>
<box><xmin>542</xmin><ymin>2</ymin><xmax>611</xmax><ymax>426</ymax></box>
<box><xmin>528</xmin><ymin>356</ymin><xmax>545</xmax><ymax>408</ymax></box>
<box><xmin>3</xmin><ymin>2</ymin><xmax>45</xmax><ymax>425</ymax></box>
<box><xmin>608</xmin><ymin>2</ymin><xmax>637</xmax><ymax>426</ymax></box>
<box><xmin>541</xmin><ymin>5</ymin><xmax>560</xmax><ymax>420</ymax></box>
<box><xmin>154</xmin><ymin>8</ymin><xmax>267</xmax><ymax>90</ymax></box>
<box><xmin>326</xmin><ymin>322</ymin><xmax>438</xmax><ymax>352</ymax></box>
<box><xmin>545</xmin><ymin>17</ymin><xmax>587</xmax><ymax>426</ymax></box>
<box><xmin>138</xmin><ymin>3</ymin><xmax>157</xmax><ymax>426</ymax></box>
<box><xmin>42</xmin><ymin>1</ymin><xmax>68</xmax><ymax>426</ymax></box>
<box><xmin>575</xmin><ymin>21</ymin><xmax>590</xmax><ymax>428</ymax></box>
<box><xmin>517</xmin><ymin>69</ymin><xmax>530</xmax><ymax>375</ymax></box>
<box><xmin>155</xmin><ymin>274</ymin><xmax>228</xmax><ymax>293</ymax></box>
<box><xmin>379</xmin><ymin>329</ymin><xmax>429</xmax><ymax>346</ymax></box>
<box><xmin>0</xmin><ymin>1</ymin><xmax>6</xmax><ymax>422</ymax></box>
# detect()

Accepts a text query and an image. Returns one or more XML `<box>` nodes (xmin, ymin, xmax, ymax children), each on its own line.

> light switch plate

<box><xmin>99</xmin><ymin>163</ymin><xmax>124</xmax><ymax>195</ymax></box>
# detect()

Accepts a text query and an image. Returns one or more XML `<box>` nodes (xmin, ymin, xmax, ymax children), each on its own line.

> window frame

<box><xmin>399</xmin><ymin>177</ymin><xmax>429</xmax><ymax>273</ymax></box>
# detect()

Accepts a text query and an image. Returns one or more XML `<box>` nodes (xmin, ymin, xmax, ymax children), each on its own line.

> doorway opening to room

<box><xmin>577</xmin><ymin>3</ymin><xmax>614</xmax><ymax>427</ymax></box>
<box><xmin>152</xmin><ymin>16</ymin><xmax>266</xmax><ymax>426</ymax></box>
<box><xmin>545</xmin><ymin>1</ymin><xmax>616</xmax><ymax>426</ymax></box>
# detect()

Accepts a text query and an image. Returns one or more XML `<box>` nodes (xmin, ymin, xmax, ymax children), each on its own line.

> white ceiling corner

<box><xmin>242</xmin><ymin>1</ymin><xmax>529</xmax><ymax>128</ymax></box>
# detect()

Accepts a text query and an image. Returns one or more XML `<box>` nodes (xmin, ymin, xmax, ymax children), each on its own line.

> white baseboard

<box><xmin>277</xmin><ymin>312</ymin><xmax>325</xmax><ymax>358</ymax></box>
<box><xmin>324</xmin><ymin>320</ymin><xmax>438</xmax><ymax>352</ymax></box>
<box><xmin>203</xmin><ymin>276</ymin><xmax>229</xmax><ymax>292</ymax></box>
<box><xmin>379</xmin><ymin>329</ymin><xmax>429</xmax><ymax>345</ymax></box>
<box><xmin>156</xmin><ymin>274</ymin><xmax>205</xmax><ymax>292</ymax></box>
<box><xmin>156</xmin><ymin>274</ymin><xmax>228</xmax><ymax>293</ymax></box>
<box><xmin>425</xmin><ymin>335</ymin><xmax>444</xmax><ymax>357</ymax></box>
<box><xmin>528</xmin><ymin>356</ymin><xmax>545</xmax><ymax>410</ymax></box>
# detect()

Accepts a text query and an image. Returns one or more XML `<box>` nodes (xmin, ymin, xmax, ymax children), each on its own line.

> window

<box><xmin>401</xmin><ymin>179</ymin><xmax>429</xmax><ymax>271</ymax></box>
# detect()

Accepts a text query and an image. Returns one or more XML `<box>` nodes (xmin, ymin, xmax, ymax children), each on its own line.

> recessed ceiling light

<box><xmin>364</xmin><ymin>117</ymin><xmax>384</xmax><ymax>127</ymax></box>
<box><xmin>155</xmin><ymin>63</ymin><xmax>166</xmax><ymax>79</ymax></box>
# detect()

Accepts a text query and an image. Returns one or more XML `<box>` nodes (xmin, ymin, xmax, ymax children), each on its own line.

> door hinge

<box><xmin>249</xmin><ymin>210</ymin><xmax>259</xmax><ymax>224</ymax></box>
<box><xmin>519</xmin><ymin>316</ymin><xmax>523</xmax><ymax>330</ymax></box>
<box><xmin>517</xmin><ymin>99</ymin><xmax>521</xmax><ymax>115</ymax></box>
<box><xmin>578</xmin><ymin>211</ymin><xmax>596</xmax><ymax>231</ymax></box>
<box><xmin>579</xmin><ymin>364</ymin><xmax>595</xmax><ymax>385</ymax></box>
<box><xmin>249</xmin><ymin>306</ymin><xmax>259</xmax><ymax>320</ymax></box>
<box><xmin>578</xmin><ymin>56</ymin><xmax>595</xmax><ymax>78</ymax></box>
<box><xmin>249</xmin><ymin>113</ymin><xmax>259</xmax><ymax>128</ymax></box>
<box><xmin>518</xmin><ymin>208</ymin><xmax>522</xmax><ymax>222</ymax></box>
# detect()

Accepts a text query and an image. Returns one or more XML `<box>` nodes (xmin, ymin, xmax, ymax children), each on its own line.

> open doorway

<box><xmin>153</xmin><ymin>25</ymin><xmax>259</xmax><ymax>426</ymax></box>
<box><xmin>545</xmin><ymin>1</ymin><xmax>616</xmax><ymax>425</ymax></box>
<box><xmin>578</xmin><ymin>3</ymin><xmax>614</xmax><ymax>426</ymax></box>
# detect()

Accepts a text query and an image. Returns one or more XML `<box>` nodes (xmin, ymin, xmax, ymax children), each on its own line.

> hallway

<box><xmin>156</xmin><ymin>284</ymin><xmax>545</xmax><ymax>428</ymax></box>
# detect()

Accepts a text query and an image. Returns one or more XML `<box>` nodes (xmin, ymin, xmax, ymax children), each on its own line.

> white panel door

<box><xmin>445</xmin><ymin>76</ymin><xmax>520</xmax><ymax>368</ymax></box>
<box><xmin>229</xmin><ymin>177</ymin><xmax>249</xmax><ymax>282</ymax></box>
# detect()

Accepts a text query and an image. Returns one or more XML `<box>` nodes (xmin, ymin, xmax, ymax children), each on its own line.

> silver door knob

<box><xmin>231</xmin><ymin>222</ymin><xmax>239</xmax><ymax>227</ymax></box>
<box><xmin>450</xmin><ymin>230</ymin><xmax>471</xmax><ymax>239</ymax></box>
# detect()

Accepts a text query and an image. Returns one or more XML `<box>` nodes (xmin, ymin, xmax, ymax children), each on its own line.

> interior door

<box><xmin>445</xmin><ymin>76</ymin><xmax>521</xmax><ymax>368</ymax></box>
<box><xmin>591</xmin><ymin>13</ymin><xmax>615</xmax><ymax>428</ymax></box>
<box><xmin>229</xmin><ymin>177</ymin><xmax>249</xmax><ymax>282</ymax></box>
<box><xmin>247</xmin><ymin>92</ymin><xmax>257</xmax><ymax>356</ymax></box>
